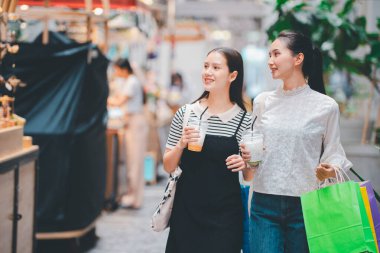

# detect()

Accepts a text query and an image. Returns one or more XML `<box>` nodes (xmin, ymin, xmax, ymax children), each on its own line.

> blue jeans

<box><xmin>249</xmin><ymin>192</ymin><xmax>309</xmax><ymax>253</ymax></box>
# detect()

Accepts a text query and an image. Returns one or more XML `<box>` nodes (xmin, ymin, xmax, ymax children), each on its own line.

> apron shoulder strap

<box><xmin>234</xmin><ymin>111</ymin><xmax>247</xmax><ymax>136</ymax></box>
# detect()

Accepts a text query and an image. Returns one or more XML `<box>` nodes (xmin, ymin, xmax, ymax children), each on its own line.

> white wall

<box><xmin>158</xmin><ymin>40</ymin><xmax>210</xmax><ymax>103</ymax></box>
<box><xmin>361</xmin><ymin>0</ymin><xmax>380</xmax><ymax>32</ymax></box>
<box><xmin>174</xmin><ymin>41</ymin><xmax>211</xmax><ymax>102</ymax></box>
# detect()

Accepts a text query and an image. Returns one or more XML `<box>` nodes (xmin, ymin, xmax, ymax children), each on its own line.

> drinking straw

<box><xmin>251</xmin><ymin>116</ymin><xmax>257</xmax><ymax>132</ymax></box>
<box><xmin>199</xmin><ymin>106</ymin><xmax>209</xmax><ymax>126</ymax></box>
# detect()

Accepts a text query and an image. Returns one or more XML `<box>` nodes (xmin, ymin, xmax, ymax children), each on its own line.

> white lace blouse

<box><xmin>252</xmin><ymin>84</ymin><xmax>352</xmax><ymax>197</ymax></box>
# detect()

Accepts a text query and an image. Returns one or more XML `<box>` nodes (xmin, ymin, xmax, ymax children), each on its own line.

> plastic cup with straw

<box><xmin>187</xmin><ymin>107</ymin><xmax>208</xmax><ymax>152</ymax></box>
<box><xmin>242</xmin><ymin>115</ymin><xmax>264</xmax><ymax>166</ymax></box>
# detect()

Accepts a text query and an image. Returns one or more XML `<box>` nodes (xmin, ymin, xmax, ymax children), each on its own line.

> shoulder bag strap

<box><xmin>170</xmin><ymin>105</ymin><xmax>191</xmax><ymax>176</ymax></box>
<box><xmin>182</xmin><ymin>104</ymin><xmax>192</xmax><ymax>129</ymax></box>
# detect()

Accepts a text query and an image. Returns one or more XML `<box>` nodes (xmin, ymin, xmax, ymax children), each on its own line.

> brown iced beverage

<box><xmin>187</xmin><ymin>118</ymin><xmax>207</xmax><ymax>152</ymax></box>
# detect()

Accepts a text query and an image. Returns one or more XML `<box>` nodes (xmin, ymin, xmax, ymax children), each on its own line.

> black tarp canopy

<box><xmin>1</xmin><ymin>32</ymin><xmax>109</xmax><ymax>232</ymax></box>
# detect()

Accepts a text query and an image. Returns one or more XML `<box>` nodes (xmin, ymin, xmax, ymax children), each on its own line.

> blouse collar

<box><xmin>278</xmin><ymin>84</ymin><xmax>310</xmax><ymax>96</ymax></box>
<box><xmin>192</xmin><ymin>101</ymin><xmax>241</xmax><ymax>123</ymax></box>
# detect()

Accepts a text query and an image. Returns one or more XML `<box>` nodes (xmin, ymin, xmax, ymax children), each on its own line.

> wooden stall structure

<box><xmin>104</xmin><ymin>128</ymin><xmax>120</xmax><ymax>211</ymax></box>
<box><xmin>8</xmin><ymin>1</ymin><xmax>136</xmax><ymax>246</ymax></box>
<box><xmin>0</xmin><ymin>126</ymin><xmax>39</xmax><ymax>253</ymax></box>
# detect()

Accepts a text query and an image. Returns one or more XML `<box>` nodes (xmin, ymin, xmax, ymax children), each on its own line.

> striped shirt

<box><xmin>166</xmin><ymin>101</ymin><xmax>253</xmax><ymax>149</ymax></box>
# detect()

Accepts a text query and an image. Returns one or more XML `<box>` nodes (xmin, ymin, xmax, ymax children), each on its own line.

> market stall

<box><xmin>1</xmin><ymin>31</ymin><xmax>109</xmax><ymax>251</ymax></box>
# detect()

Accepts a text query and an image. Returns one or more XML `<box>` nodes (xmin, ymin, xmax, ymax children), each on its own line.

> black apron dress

<box><xmin>166</xmin><ymin>113</ymin><xmax>246</xmax><ymax>253</ymax></box>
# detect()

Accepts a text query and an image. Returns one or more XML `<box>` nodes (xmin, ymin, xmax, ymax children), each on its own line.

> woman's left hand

<box><xmin>315</xmin><ymin>163</ymin><xmax>337</xmax><ymax>181</ymax></box>
<box><xmin>226</xmin><ymin>154</ymin><xmax>247</xmax><ymax>172</ymax></box>
<box><xmin>239</xmin><ymin>143</ymin><xmax>251</xmax><ymax>163</ymax></box>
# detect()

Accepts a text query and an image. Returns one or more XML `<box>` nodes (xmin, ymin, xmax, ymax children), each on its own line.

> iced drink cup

<box><xmin>242</xmin><ymin>131</ymin><xmax>264</xmax><ymax>166</ymax></box>
<box><xmin>187</xmin><ymin>118</ymin><xmax>207</xmax><ymax>152</ymax></box>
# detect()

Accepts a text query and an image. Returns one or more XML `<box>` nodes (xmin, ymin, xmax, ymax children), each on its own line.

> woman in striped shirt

<box><xmin>163</xmin><ymin>47</ymin><xmax>253</xmax><ymax>253</ymax></box>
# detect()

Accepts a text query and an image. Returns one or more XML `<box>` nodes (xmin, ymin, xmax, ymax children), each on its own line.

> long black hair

<box><xmin>195</xmin><ymin>47</ymin><xmax>246</xmax><ymax>112</ymax></box>
<box><xmin>277</xmin><ymin>31</ymin><xmax>326</xmax><ymax>95</ymax></box>
<box><xmin>114</xmin><ymin>58</ymin><xmax>147</xmax><ymax>104</ymax></box>
<box><xmin>114</xmin><ymin>58</ymin><xmax>133</xmax><ymax>74</ymax></box>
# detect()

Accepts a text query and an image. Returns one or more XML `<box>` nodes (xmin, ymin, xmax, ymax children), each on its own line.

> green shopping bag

<box><xmin>301</xmin><ymin>181</ymin><xmax>377</xmax><ymax>253</ymax></box>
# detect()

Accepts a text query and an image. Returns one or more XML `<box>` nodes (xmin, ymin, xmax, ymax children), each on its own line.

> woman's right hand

<box><xmin>239</xmin><ymin>143</ymin><xmax>251</xmax><ymax>163</ymax></box>
<box><xmin>177</xmin><ymin>126</ymin><xmax>200</xmax><ymax>149</ymax></box>
<box><xmin>164</xmin><ymin>126</ymin><xmax>200</xmax><ymax>174</ymax></box>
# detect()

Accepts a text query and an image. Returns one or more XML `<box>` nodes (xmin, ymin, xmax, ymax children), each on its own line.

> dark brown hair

<box><xmin>114</xmin><ymin>58</ymin><xmax>133</xmax><ymax>74</ymax></box>
<box><xmin>277</xmin><ymin>31</ymin><xmax>326</xmax><ymax>95</ymax></box>
<box><xmin>195</xmin><ymin>47</ymin><xmax>246</xmax><ymax>111</ymax></box>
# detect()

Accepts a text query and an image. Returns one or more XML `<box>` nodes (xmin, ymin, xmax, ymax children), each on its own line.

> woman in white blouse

<box><xmin>241</xmin><ymin>31</ymin><xmax>352</xmax><ymax>253</ymax></box>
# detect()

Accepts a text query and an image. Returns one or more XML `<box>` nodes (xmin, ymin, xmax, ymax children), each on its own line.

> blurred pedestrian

<box><xmin>166</xmin><ymin>72</ymin><xmax>189</xmax><ymax>112</ymax></box>
<box><xmin>240</xmin><ymin>31</ymin><xmax>352</xmax><ymax>253</ymax></box>
<box><xmin>163</xmin><ymin>47</ymin><xmax>253</xmax><ymax>252</ymax></box>
<box><xmin>156</xmin><ymin>72</ymin><xmax>190</xmax><ymax>158</ymax></box>
<box><xmin>108</xmin><ymin>58</ymin><xmax>148</xmax><ymax>209</ymax></box>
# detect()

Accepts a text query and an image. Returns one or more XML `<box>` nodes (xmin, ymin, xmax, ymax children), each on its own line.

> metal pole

<box><xmin>101</xmin><ymin>0</ymin><xmax>110</xmax><ymax>53</ymax></box>
<box><xmin>2</xmin><ymin>0</ymin><xmax>10</xmax><ymax>12</ymax></box>
<box><xmin>8</xmin><ymin>0</ymin><xmax>17</xmax><ymax>13</ymax></box>
<box><xmin>167</xmin><ymin>0</ymin><xmax>175</xmax><ymax>73</ymax></box>
<box><xmin>85</xmin><ymin>0</ymin><xmax>92</xmax><ymax>13</ymax></box>
<box><xmin>103</xmin><ymin>20</ymin><xmax>108</xmax><ymax>54</ymax></box>
<box><xmin>85</xmin><ymin>0</ymin><xmax>92</xmax><ymax>42</ymax></box>
<box><xmin>42</xmin><ymin>0</ymin><xmax>49</xmax><ymax>44</ymax></box>
<box><xmin>101</xmin><ymin>0</ymin><xmax>110</xmax><ymax>16</ymax></box>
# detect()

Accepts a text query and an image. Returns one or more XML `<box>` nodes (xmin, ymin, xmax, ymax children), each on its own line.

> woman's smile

<box><xmin>204</xmin><ymin>77</ymin><xmax>214</xmax><ymax>84</ymax></box>
<box><xmin>269</xmin><ymin>67</ymin><xmax>278</xmax><ymax>74</ymax></box>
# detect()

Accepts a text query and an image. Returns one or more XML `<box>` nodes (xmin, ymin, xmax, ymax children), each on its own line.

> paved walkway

<box><xmin>85</xmin><ymin>173</ymin><xmax>169</xmax><ymax>253</ymax></box>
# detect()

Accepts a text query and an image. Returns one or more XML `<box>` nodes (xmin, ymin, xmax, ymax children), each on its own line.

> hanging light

<box><xmin>139</xmin><ymin>0</ymin><xmax>153</xmax><ymax>6</ymax></box>
<box><xmin>93</xmin><ymin>7</ymin><xmax>104</xmax><ymax>16</ymax></box>
<box><xmin>20</xmin><ymin>4</ymin><xmax>29</xmax><ymax>11</ymax></box>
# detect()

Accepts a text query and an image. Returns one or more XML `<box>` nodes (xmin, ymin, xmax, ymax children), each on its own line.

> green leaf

<box><xmin>276</xmin><ymin>0</ymin><xmax>288</xmax><ymax>5</ymax></box>
<box><xmin>377</xmin><ymin>18</ymin><xmax>380</xmax><ymax>29</ymax></box>
<box><xmin>293</xmin><ymin>3</ymin><xmax>307</xmax><ymax>12</ymax></box>
<box><xmin>293</xmin><ymin>11</ymin><xmax>313</xmax><ymax>25</ymax></box>
<box><xmin>324</xmin><ymin>12</ymin><xmax>343</xmax><ymax>27</ymax></box>
<box><xmin>367</xmin><ymin>33</ymin><xmax>379</xmax><ymax>41</ymax></box>
<box><xmin>370</xmin><ymin>42</ymin><xmax>380</xmax><ymax>58</ymax></box>
<box><xmin>275</xmin><ymin>0</ymin><xmax>288</xmax><ymax>11</ymax></box>
<box><xmin>319</xmin><ymin>0</ymin><xmax>335</xmax><ymax>12</ymax></box>
<box><xmin>267</xmin><ymin>15</ymin><xmax>293</xmax><ymax>41</ymax></box>
<box><xmin>339</xmin><ymin>0</ymin><xmax>354</xmax><ymax>17</ymax></box>
<box><xmin>321</xmin><ymin>41</ymin><xmax>334</xmax><ymax>51</ymax></box>
<box><xmin>354</xmin><ymin>16</ymin><xmax>366</xmax><ymax>29</ymax></box>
